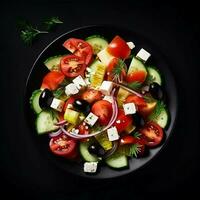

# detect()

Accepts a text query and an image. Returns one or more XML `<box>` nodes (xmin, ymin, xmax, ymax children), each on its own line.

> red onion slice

<box><xmin>49</xmin><ymin>129</ymin><xmax>62</xmax><ymax>138</ymax></box>
<box><xmin>55</xmin><ymin>120</ymin><xmax>67</xmax><ymax>126</ymax></box>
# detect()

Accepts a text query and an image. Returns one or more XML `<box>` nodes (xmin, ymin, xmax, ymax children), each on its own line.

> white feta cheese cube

<box><xmin>50</xmin><ymin>98</ymin><xmax>65</xmax><ymax>112</ymax></box>
<box><xmin>84</xmin><ymin>112</ymin><xmax>99</xmax><ymax>126</ymax></box>
<box><xmin>127</xmin><ymin>42</ymin><xmax>135</xmax><ymax>49</ymax></box>
<box><xmin>107</xmin><ymin>126</ymin><xmax>119</xmax><ymax>141</ymax></box>
<box><xmin>123</xmin><ymin>103</ymin><xmax>136</xmax><ymax>115</ymax></box>
<box><xmin>72</xmin><ymin>75</ymin><xmax>86</xmax><ymax>89</ymax></box>
<box><xmin>97</xmin><ymin>48</ymin><xmax>114</xmax><ymax>66</ymax></box>
<box><xmin>103</xmin><ymin>95</ymin><xmax>113</xmax><ymax>103</ymax></box>
<box><xmin>65</xmin><ymin>83</ymin><xmax>79</xmax><ymax>96</ymax></box>
<box><xmin>136</xmin><ymin>48</ymin><xmax>151</xmax><ymax>62</ymax></box>
<box><xmin>84</xmin><ymin>162</ymin><xmax>98</xmax><ymax>173</ymax></box>
<box><xmin>99</xmin><ymin>81</ymin><xmax>113</xmax><ymax>95</ymax></box>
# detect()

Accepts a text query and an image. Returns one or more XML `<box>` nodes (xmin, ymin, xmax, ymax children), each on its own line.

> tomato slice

<box><xmin>60</xmin><ymin>55</ymin><xmax>86</xmax><ymax>78</ymax></box>
<box><xmin>126</xmin><ymin>71</ymin><xmax>147</xmax><ymax>83</ymax></box>
<box><xmin>107</xmin><ymin>35</ymin><xmax>131</xmax><ymax>59</ymax></box>
<box><xmin>41</xmin><ymin>71</ymin><xmax>65</xmax><ymax>90</ymax></box>
<box><xmin>106</xmin><ymin>57</ymin><xmax>126</xmax><ymax>81</ymax></box>
<box><xmin>63</xmin><ymin>38</ymin><xmax>93</xmax><ymax>65</ymax></box>
<box><xmin>140</xmin><ymin>122</ymin><xmax>164</xmax><ymax>147</ymax></box>
<box><xmin>125</xmin><ymin>94</ymin><xmax>147</xmax><ymax>111</ymax></box>
<box><xmin>82</xmin><ymin>89</ymin><xmax>102</xmax><ymax>104</ymax></box>
<box><xmin>91</xmin><ymin>100</ymin><xmax>112</xmax><ymax>126</ymax></box>
<box><xmin>49</xmin><ymin>133</ymin><xmax>77</xmax><ymax>158</ymax></box>
<box><xmin>120</xmin><ymin>135</ymin><xmax>138</xmax><ymax>145</ymax></box>
<box><xmin>139</xmin><ymin>101</ymin><xmax>157</xmax><ymax>118</ymax></box>
<box><xmin>113</xmin><ymin>109</ymin><xmax>133</xmax><ymax>133</ymax></box>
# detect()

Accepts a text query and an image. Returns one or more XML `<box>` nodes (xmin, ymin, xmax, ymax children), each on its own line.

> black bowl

<box><xmin>24</xmin><ymin>25</ymin><xmax>178</xmax><ymax>179</ymax></box>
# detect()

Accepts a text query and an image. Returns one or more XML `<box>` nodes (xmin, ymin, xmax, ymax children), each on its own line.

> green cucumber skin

<box><xmin>128</xmin><ymin>57</ymin><xmax>147</xmax><ymax>74</ymax></box>
<box><xmin>44</xmin><ymin>55</ymin><xmax>65</xmax><ymax>71</ymax></box>
<box><xmin>147</xmin><ymin>66</ymin><xmax>163</xmax><ymax>85</ymax></box>
<box><xmin>85</xmin><ymin>35</ymin><xmax>108</xmax><ymax>55</ymax></box>
<box><xmin>79</xmin><ymin>140</ymin><xmax>99</xmax><ymax>162</ymax></box>
<box><xmin>36</xmin><ymin>110</ymin><xmax>59</xmax><ymax>135</ymax></box>
<box><xmin>105</xmin><ymin>152</ymin><xmax>128</xmax><ymax>169</ymax></box>
<box><xmin>30</xmin><ymin>89</ymin><xmax>42</xmax><ymax>114</ymax></box>
<box><xmin>153</xmin><ymin>107</ymin><xmax>170</xmax><ymax>129</ymax></box>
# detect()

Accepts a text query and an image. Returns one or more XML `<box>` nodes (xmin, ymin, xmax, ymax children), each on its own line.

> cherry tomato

<box><xmin>91</xmin><ymin>100</ymin><xmax>112</xmax><ymax>126</ymax></box>
<box><xmin>120</xmin><ymin>135</ymin><xmax>138</xmax><ymax>145</ymax></box>
<box><xmin>126</xmin><ymin>71</ymin><xmax>147</xmax><ymax>83</ymax></box>
<box><xmin>60</xmin><ymin>55</ymin><xmax>86</xmax><ymax>78</ymax></box>
<box><xmin>125</xmin><ymin>95</ymin><xmax>147</xmax><ymax>111</ymax></box>
<box><xmin>63</xmin><ymin>38</ymin><xmax>93</xmax><ymax>65</ymax></box>
<box><xmin>49</xmin><ymin>133</ymin><xmax>77</xmax><ymax>158</ymax></box>
<box><xmin>106</xmin><ymin>57</ymin><xmax>126</xmax><ymax>81</ymax></box>
<box><xmin>41</xmin><ymin>71</ymin><xmax>65</xmax><ymax>90</ymax></box>
<box><xmin>140</xmin><ymin>122</ymin><xmax>164</xmax><ymax>147</ymax></box>
<box><xmin>82</xmin><ymin>89</ymin><xmax>102</xmax><ymax>104</ymax></box>
<box><xmin>113</xmin><ymin>109</ymin><xmax>133</xmax><ymax>133</ymax></box>
<box><xmin>107</xmin><ymin>35</ymin><xmax>131</xmax><ymax>59</ymax></box>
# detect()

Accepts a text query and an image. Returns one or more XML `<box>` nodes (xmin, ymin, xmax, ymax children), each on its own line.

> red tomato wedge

<box><xmin>91</xmin><ymin>100</ymin><xmax>113</xmax><ymax>126</ymax></box>
<box><xmin>41</xmin><ymin>71</ymin><xmax>65</xmax><ymax>90</ymax></box>
<box><xmin>126</xmin><ymin>71</ymin><xmax>147</xmax><ymax>83</ymax></box>
<box><xmin>49</xmin><ymin>133</ymin><xmax>77</xmax><ymax>158</ymax></box>
<box><xmin>125</xmin><ymin>95</ymin><xmax>147</xmax><ymax>110</ymax></box>
<box><xmin>113</xmin><ymin>109</ymin><xmax>133</xmax><ymax>133</ymax></box>
<box><xmin>140</xmin><ymin>122</ymin><xmax>164</xmax><ymax>147</ymax></box>
<box><xmin>107</xmin><ymin>35</ymin><xmax>131</xmax><ymax>59</ymax></box>
<box><xmin>82</xmin><ymin>89</ymin><xmax>102</xmax><ymax>104</ymax></box>
<box><xmin>63</xmin><ymin>38</ymin><xmax>93</xmax><ymax>65</ymax></box>
<box><xmin>106</xmin><ymin>57</ymin><xmax>126</xmax><ymax>81</ymax></box>
<box><xmin>60</xmin><ymin>55</ymin><xmax>86</xmax><ymax>78</ymax></box>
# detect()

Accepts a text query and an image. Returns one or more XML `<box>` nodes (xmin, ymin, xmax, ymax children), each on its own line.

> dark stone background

<box><xmin>1</xmin><ymin>1</ymin><xmax>199</xmax><ymax>199</ymax></box>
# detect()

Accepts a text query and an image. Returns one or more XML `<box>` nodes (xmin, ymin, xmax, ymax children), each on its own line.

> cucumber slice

<box><xmin>44</xmin><ymin>55</ymin><xmax>64</xmax><ymax>71</ymax></box>
<box><xmin>128</xmin><ymin>56</ymin><xmax>147</xmax><ymax>75</ymax></box>
<box><xmin>30</xmin><ymin>90</ymin><xmax>42</xmax><ymax>114</ymax></box>
<box><xmin>36</xmin><ymin>110</ymin><xmax>59</xmax><ymax>134</ymax></box>
<box><xmin>153</xmin><ymin>107</ymin><xmax>169</xmax><ymax>128</ymax></box>
<box><xmin>105</xmin><ymin>151</ymin><xmax>128</xmax><ymax>169</ymax></box>
<box><xmin>79</xmin><ymin>140</ymin><xmax>99</xmax><ymax>162</ymax></box>
<box><xmin>147</xmin><ymin>67</ymin><xmax>162</xmax><ymax>85</ymax></box>
<box><xmin>85</xmin><ymin>35</ymin><xmax>108</xmax><ymax>55</ymax></box>
<box><xmin>89</xmin><ymin>60</ymin><xmax>106</xmax><ymax>88</ymax></box>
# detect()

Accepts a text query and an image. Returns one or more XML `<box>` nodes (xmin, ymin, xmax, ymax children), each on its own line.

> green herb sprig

<box><xmin>43</xmin><ymin>16</ymin><xmax>63</xmax><ymax>31</ymax></box>
<box><xmin>148</xmin><ymin>100</ymin><xmax>166</xmax><ymax>121</ymax></box>
<box><xmin>129</xmin><ymin>143</ymin><xmax>143</xmax><ymax>157</ymax></box>
<box><xmin>128</xmin><ymin>81</ymin><xmax>142</xmax><ymax>90</ymax></box>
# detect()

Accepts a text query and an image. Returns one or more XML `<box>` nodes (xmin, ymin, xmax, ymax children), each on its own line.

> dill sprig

<box><xmin>148</xmin><ymin>100</ymin><xmax>166</xmax><ymax>121</ymax></box>
<box><xmin>128</xmin><ymin>81</ymin><xmax>142</xmax><ymax>90</ymax></box>
<box><xmin>129</xmin><ymin>143</ymin><xmax>143</xmax><ymax>157</ymax></box>
<box><xmin>133</xmin><ymin>131</ymin><xmax>142</xmax><ymax>139</ymax></box>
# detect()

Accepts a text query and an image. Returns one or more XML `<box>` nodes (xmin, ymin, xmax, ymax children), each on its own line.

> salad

<box><xmin>30</xmin><ymin>35</ymin><xmax>169</xmax><ymax>173</ymax></box>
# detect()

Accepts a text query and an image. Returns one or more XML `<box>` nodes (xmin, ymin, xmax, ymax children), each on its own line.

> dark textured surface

<box><xmin>1</xmin><ymin>1</ymin><xmax>199</xmax><ymax>199</ymax></box>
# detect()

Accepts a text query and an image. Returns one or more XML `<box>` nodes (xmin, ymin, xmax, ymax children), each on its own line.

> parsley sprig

<box><xmin>43</xmin><ymin>16</ymin><xmax>63</xmax><ymax>30</ymax></box>
<box><xmin>17</xmin><ymin>16</ymin><xmax>63</xmax><ymax>45</ymax></box>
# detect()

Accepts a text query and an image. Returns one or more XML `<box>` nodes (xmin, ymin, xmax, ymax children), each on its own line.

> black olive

<box><xmin>39</xmin><ymin>89</ymin><xmax>53</xmax><ymax>109</ymax></box>
<box><xmin>73</xmin><ymin>99</ymin><xmax>90</xmax><ymax>114</ymax></box>
<box><xmin>132</xmin><ymin>113</ymin><xmax>145</xmax><ymax>127</ymax></box>
<box><xmin>88</xmin><ymin>144</ymin><xmax>105</xmax><ymax>157</ymax></box>
<box><xmin>149</xmin><ymin>82</ymin><xmax>164</xmax><ymax>100</ymax></box>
